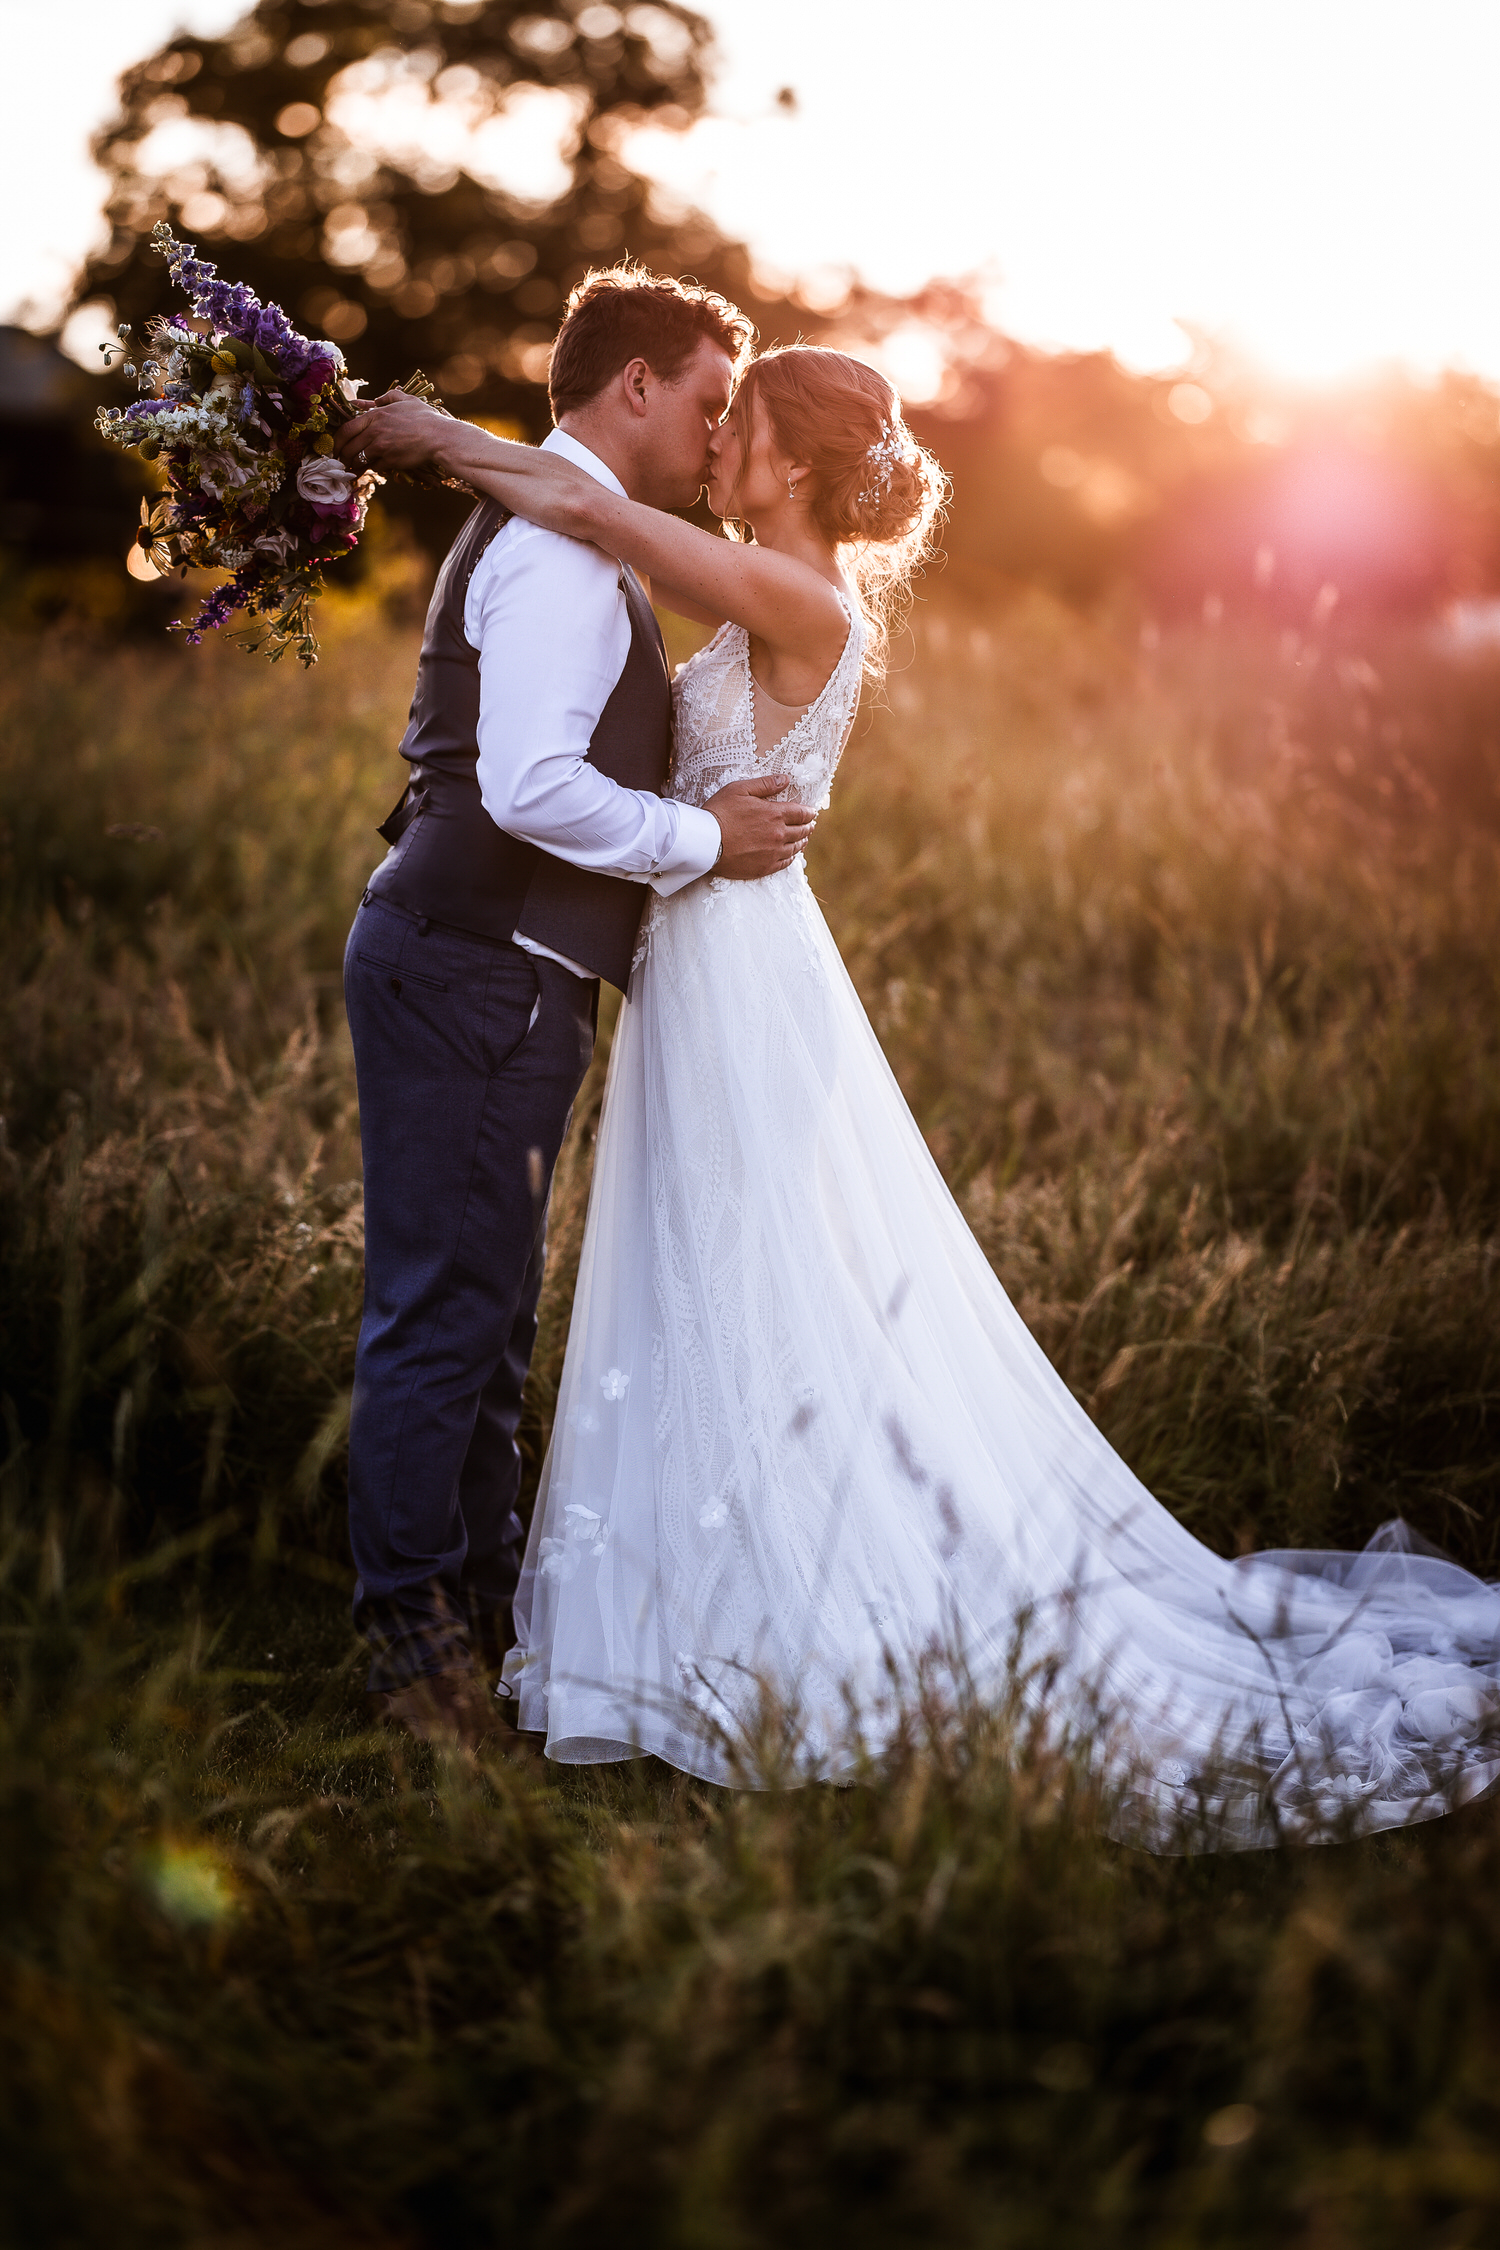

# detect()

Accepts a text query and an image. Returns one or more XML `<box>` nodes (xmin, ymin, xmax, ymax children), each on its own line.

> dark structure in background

<box><xmin>0</xmin><ymin>327</ymin><xmax>169</xmax><ymax>627</ymax></box>
<box><xmin>6</xmin><ymin>0</ymin><xmax>1500</xmax><ymax>632</ymax></box>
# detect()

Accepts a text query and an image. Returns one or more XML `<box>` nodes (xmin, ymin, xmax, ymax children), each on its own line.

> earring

<box><xmin>787</xmin><ymin>474</ymin><xmax>798</xmax><ymax>501</ymax></box>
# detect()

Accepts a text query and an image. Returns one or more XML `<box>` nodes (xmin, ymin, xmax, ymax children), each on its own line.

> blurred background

<box><xmin>7</xmin><ymin>0</ymin><xmax>1500</xmax><ymax>631</ymax></box>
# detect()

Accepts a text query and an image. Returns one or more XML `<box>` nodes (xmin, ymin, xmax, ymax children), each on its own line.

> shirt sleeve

<box><xmin>466</xmin><ymin>518</ymin><xmax>721</xmax><ymax>896</ymax></box>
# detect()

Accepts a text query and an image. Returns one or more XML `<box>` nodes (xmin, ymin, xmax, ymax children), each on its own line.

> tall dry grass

<box><xmin>5</xmin><ymin>590</ymin><xmax>1498</xmax><ymax>1567</ymax></box>
<box><xmin>3</xmin><ymin>581</ymin><xmax>1500</xmax><ymax>2242</ymax></box>
<box><xmin>828</xmin><ymin>596</ymin><xmax>1500</xmax><ymax>1563</ymax></box>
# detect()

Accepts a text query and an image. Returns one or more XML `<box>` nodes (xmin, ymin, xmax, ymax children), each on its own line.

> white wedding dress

<box><xmin>503</xmin><ymin>596</ymin><xmax>1500</xmax><ymax>1849</ymax></box>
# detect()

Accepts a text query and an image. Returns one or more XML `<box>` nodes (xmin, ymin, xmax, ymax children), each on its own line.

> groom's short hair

<box><xmin>548</xmin><ymin>265</ymin><xmax>755</xmax><ymax>417</ymax></box>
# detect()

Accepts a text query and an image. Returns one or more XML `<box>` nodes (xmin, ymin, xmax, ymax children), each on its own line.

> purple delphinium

<box><xmin>183</xmin><ymin>570</ymin><xmax>251</xmax><ymax>644</ymax></box>
<box><xmin>251</xmin><ymin>301</ymin><xmax>324</xmax><ymax>381</ymax></box>
<box><xmin>159</xmin><ymin>230</ymin><xmax>323</xmax><ymax>381</ymax></box>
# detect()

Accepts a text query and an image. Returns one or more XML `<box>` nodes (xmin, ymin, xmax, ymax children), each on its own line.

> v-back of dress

<box><xmin>504</xmin><ymin>599</ymin><xmax>1500</xmax><ymax>1850</ymax></box>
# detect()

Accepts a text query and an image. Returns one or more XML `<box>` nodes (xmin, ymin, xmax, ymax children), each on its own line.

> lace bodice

<box><xmin>668</xmin><ymin>593</ymin><xmax>866</xmax><ymax>813</ymax></box>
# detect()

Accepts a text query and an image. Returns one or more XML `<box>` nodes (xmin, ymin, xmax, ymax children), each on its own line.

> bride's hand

<box><xmin>337</xmin><ymin>391</ymin><xmax>459</xmax><ymax>475</ymax></box>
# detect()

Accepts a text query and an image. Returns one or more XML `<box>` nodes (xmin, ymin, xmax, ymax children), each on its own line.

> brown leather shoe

<box><xmin>370</xmin><ymin>1668</ymin><xmax>504</xmax><ymax>1750</ymax></box>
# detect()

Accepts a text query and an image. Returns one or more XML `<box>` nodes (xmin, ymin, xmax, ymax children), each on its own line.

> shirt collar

<box><xmin>543</xmin><ymin>426</ymin><xmax>628</xmax><ymax>499</ymax></box>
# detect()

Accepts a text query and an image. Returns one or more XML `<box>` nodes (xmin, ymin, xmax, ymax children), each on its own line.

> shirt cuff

<box><xmin>647</xmin><ymin>803</ymin><xmax>722</xmax><ymax>897</ymax></box>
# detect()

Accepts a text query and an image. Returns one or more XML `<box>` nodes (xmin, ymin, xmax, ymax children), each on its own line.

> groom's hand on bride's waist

<box><xmin>705</xmin><ymin>776</ymin><xmax>815</xmax><ymax>881</ymax></box>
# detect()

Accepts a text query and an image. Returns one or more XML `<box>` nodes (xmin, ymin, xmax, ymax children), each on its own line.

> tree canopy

<box><xmin>79</xmin><ymin>0</ymin><xmax>794</xmax><ymax>449</ymax></box>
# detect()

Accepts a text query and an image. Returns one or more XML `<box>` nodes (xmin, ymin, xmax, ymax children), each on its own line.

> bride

<box><xmin>371</xmin><ymin>344</ymin><xmax>1500</xmax><ymax>1850</ymax></box>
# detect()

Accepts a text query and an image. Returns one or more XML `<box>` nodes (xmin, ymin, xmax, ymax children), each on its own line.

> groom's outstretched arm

<box><xmin>468</xmin><ymin>493</ymin><xmax>813</xmax><ymax>888</ymax></box>
<box><xmin>468</xmin><ymin>504</ymin><xmax>719</xmax><ymax>895</ymax></box>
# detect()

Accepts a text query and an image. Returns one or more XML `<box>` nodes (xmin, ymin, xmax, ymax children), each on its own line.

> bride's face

<box><xmin>705</xmin><ymin>387</ymin><xmax>797</xmax><ymax>526</ymax></box>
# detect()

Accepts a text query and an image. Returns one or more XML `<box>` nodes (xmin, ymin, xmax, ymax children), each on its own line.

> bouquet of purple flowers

<box><xmin>96</xmin><ymin>222</ymin><xmax>445</xmax><ymax>665</ymax></box>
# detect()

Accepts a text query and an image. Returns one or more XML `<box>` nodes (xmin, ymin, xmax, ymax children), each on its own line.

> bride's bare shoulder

<box><xmin>733</xmin><ymin>547</ymin><xmax>846</xmax><ymax>661</ymax></box>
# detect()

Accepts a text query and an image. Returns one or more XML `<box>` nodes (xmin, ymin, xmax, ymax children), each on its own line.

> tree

<box><xmin>78</xmin><ymin>0</ymin><xmax>814</xmax><ymax>553</ymax></box>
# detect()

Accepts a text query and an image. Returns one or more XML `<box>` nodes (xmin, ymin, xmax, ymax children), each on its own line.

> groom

<box><xmin>337</xmin><ymin>271</ymin><xmax>811</xmax><ymax>1744</ymax></box>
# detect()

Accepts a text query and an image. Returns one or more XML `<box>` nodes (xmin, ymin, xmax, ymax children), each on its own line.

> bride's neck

<box><xmin>743</xmin><ymin>510</ymin><xmax>840</xmax><ymax>584</ymax></box>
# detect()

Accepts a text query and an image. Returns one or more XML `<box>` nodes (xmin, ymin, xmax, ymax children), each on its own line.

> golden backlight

<box><xmin>625</xmin><ymin>0</ymin><xmax>1500</xmax><ymax>390</ymax></box>
<box><xmin>7</xmin><ymin>0</ymin><xmax>1497</xmax><ymax>399</ymax></box>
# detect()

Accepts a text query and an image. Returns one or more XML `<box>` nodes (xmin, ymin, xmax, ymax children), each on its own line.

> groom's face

<box><xmin>634</xmin><ymin>338</ymin><xmax>736</xmax><ymax>511</ymax></box>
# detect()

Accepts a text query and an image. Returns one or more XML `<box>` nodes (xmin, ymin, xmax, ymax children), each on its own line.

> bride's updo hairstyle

<box><xmin>725</xmin><ymin>345</ymin><xmax>948</xmax><ymax>673</ymax></box>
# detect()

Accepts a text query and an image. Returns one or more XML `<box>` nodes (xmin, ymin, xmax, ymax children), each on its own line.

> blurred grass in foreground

<box><xmin>2</xmin><ymin>582</ymin><xmax>1500</xmax><ymax>2242</ymax></box>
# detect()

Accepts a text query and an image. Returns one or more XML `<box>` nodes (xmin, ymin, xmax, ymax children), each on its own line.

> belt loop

<box><xmin>417</xmin><ymin>915</ymin><xmax>430</xmax><ymax>936</ymax></box>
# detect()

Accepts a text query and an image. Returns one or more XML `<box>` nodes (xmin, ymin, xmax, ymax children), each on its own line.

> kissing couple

<box><xmin>338</xmin><ymin>266</ymin><xmax>1500</xmax><ymax>1852</ymax></box>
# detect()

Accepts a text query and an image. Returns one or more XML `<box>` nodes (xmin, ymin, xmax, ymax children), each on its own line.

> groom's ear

<box><xmin>620</xmin><ymin>356</ymin><xmax>653</xmax><ymax>417</ymax></box>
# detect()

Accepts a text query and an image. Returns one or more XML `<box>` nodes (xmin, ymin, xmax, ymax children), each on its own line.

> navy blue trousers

<box><xmin>343</xmin><ymin>895</ymin><xmax>598</xmax><ymax>1691</ymax></box>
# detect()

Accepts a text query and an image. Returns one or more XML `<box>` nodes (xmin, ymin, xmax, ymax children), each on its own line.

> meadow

<box><xmin>3</xmin><ymin>563</ymin><xmax>1500</xmax><ymax>2246</ymax></box>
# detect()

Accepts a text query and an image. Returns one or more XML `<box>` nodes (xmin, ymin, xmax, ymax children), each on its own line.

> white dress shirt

<box><xmin>463</xmin><ymin>427</ymin><xmax>722</xmax><ymax>976</ymax></box>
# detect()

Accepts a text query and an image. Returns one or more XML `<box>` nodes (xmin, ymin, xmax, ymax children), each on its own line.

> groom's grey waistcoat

<box><xmin>365</xmin><ymin>495</ymin><xmax>673</xmax><ymax>991</ymax></box>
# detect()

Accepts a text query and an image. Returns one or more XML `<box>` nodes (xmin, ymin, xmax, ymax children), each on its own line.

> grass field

<box><xmin>3</xmin><ymin>572</ymin><xmax>1500</xmax><ymax>2245</ymax></box>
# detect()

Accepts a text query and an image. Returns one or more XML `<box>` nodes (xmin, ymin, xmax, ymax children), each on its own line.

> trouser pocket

<box><xmin>356</xmin><ymin>949</ymin><xmax>449</xmax><ymax>996</ymax></box>
<box><xmin>483</xmin><ymin>949</ymin><xmax>542</xmax><ymax>1076</ymax></box>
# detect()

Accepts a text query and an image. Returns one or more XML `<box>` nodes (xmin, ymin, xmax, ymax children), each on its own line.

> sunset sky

<box><xmin>4</xmin><ymin>0</ymin><xmax>1500</xmax><ymax>389</ymax></box>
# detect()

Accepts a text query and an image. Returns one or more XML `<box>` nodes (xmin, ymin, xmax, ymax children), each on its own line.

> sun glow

<box><xmin>6</xmin><ymin>0</ymin><xmax>1500</xmax><ymax>393</ymax></box>
<box><xmin>622</xmin><ymin>0</ymin><xmax>1500</xmax><ymax>388</ymax></box>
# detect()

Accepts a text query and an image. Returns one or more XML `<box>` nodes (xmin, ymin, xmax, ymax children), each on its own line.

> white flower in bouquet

<box><xmin>197</xmin><ymin>448</ymin><xmax>253</xmax><ymax>497</ymax></box>
<box><xmin>295</xmin><ymin>455</ymin><xmax>362</xmax><ymax>508</ymax></box>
